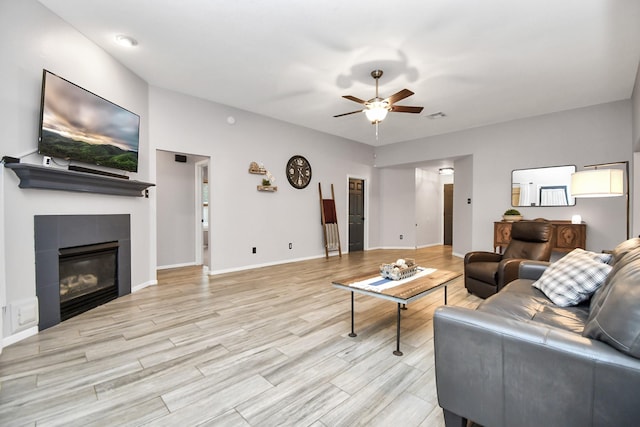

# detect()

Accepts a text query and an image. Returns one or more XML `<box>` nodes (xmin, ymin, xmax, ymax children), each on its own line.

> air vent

<box><xmin>426</xmin><ymin>111</ymin><xmax>447</xmax><ymax>119</ymax></box>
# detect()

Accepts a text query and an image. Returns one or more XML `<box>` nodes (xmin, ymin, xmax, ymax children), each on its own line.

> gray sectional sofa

<box><xmin>433</xmin><ymin>238</ymin><xmax>640</xmax><ymax>427</ymax></box>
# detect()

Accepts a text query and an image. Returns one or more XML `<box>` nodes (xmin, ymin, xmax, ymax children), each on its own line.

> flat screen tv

<box><xmin>38</xmin><ymin>70</ymin><xmax>140</xmax><ymax>173</ymax></box>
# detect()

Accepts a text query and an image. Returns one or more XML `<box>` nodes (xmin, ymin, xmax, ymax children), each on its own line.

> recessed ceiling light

<box><xmin>115</xmin><ymin>34</ymin><xmax>138</xmax><ymax>47</ymax></box>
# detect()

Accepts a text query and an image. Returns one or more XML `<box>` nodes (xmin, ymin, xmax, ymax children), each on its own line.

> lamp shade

<box><xmin>571</xmin><ymin>169</ymin><xmax>624</xmax><ymax>198</ymax></box>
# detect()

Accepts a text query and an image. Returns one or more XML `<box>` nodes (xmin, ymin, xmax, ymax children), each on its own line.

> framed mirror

<box><xmin>511</xmin><ymin>165</ymin><xmax>576</xmax><ymax>207</ymax></box>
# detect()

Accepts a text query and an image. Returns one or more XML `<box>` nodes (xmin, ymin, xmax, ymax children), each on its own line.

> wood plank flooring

<box><xmin>0</xmin><ymin>246</ymin><xmax>481</xmax><ymax>426</ymax></box>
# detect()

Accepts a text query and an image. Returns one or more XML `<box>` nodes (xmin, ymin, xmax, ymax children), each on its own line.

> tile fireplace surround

<box><xmin>34</xmin><ymin>214</ymin><xmax>131</xmax><ymax>330</ymax></box>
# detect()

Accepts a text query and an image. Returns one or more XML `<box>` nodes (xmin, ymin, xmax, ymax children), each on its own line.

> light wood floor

<box><xmin>0</xmin><ymin>246</ymin><xmax>481</xmax><ymax>426</ymax></box>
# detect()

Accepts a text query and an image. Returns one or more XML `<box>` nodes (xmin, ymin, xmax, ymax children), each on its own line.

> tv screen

<box><xmin>38</xmin><ymin>70</ymin><xmax>140</xmax><ymax>173</ymax></box>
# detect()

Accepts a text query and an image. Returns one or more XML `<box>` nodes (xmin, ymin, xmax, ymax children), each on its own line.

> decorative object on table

<box><xmin>502</xmin><ymin>208</ymin><xmax>522</xmax><ymax>221</ymax></box>
<box><xmin>380</xmin><ymin>258</ymin><xmax>417</xmax><ymax>280</ymax></box>
<box><xmin>286</xmin><ymin>155</ymin><xmax>312</xmax><ymax>189</ymax></box>
<box><xmin>319</xmin><ymin>183</ymin><xmax>342</xmax><ymax>258</ymax></box>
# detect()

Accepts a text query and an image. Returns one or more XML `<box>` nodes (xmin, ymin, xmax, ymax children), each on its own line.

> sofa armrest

<box><xmin>464</xmin><ymin>251</ymin><xmax>502</xmax><ymax>264</ymax></box>
<box><xmin>433</xmin><ymin>306</ymin><xmax>640</xmax><ymax>427</ymax></box>
<box><xmin>496</xmin><ymin>258</ymin><xmax>525</xmax><ymax>291</ymax></box>
<box><xmin>518</xmin><ymin>260</ymin><xmax>550</xmax><ymax>280</ymax></box>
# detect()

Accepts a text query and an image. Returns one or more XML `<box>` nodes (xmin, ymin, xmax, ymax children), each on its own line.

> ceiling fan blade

<box><xmin>333</xmin><ymin>109</ymin><xmax>364</xmax><ymax>118</ymax></box>
<box><xmin>342</xmin><ymin>95</ymin><xmax>367</xmax><ymax>104</ymax></box>
<box><xmin>391</xmin><ymin>105</ymin><xmax>424</xmax><ymax>114</ymax></box>
<box><xmin>386</xmin><ymin>89</ymin><xmax>414</xmax><ymax>104</ymax></box>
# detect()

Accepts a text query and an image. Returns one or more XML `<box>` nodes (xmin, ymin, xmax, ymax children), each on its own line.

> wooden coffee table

<box><xmin>332</xmin><ymin>268</ymin><xmax>461</xmax><ymax>356</ymax></box>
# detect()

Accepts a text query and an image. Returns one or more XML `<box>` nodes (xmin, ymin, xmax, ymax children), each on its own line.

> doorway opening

<box><xmin>155</xmin><ymin>150</ymin><xmax>210</xmax><ymax>270</ymax></box>
<box><xmin>443</xmin><ymin>183</ymin><xmax>454</xmax><ymax>246</ymax></box>
<box><xmin>196</xmin><ymin>160</ymin><xmax>209</xmax><ymax>269</ymax></box>
<box><xmin>348</xmin><ymin>178</ymin><xmax>365</xmax><ymax>252</ymax></box>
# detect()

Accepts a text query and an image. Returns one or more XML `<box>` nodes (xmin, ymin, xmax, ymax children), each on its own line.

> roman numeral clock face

<box><xmin>286</xmin><ymin>155</ymin><xmax>312</xmax><ymax>189</ymax></box>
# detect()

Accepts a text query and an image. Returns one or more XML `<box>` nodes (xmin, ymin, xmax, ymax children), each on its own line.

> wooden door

<box><xmin>443</xmin><ymin>184</ymin><xmax>453</xmax><ymax>246</ymax></box>
<box><xmin>349</xmin><ymin>178</ymin><xmax>364</xmax><ymax>252</ymax></box>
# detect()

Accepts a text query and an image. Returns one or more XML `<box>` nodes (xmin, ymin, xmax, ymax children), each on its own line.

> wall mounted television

<box><xmin>38</xmin><ymin>70</ymin><xmax>140</xmax><ymax>173</ymax></box>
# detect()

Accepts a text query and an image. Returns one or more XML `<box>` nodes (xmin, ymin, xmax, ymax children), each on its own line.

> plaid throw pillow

<box><xmin>532</xmin><ymin>249</ymin><xmax>613</xmax><ymax>307</ymax></box>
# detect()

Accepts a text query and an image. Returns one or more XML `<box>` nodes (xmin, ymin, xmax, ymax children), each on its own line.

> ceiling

<box><xmin>38</xmin><ymin>0</ymin><xmax>640</xmax><ymax>147</ymax></box>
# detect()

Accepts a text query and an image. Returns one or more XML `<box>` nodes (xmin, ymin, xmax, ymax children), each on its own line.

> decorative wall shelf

<box><xmin>257</xmin><ymin>185</ymin><xmax>277</xmax><ymax>192</ymax></box>
<box><xmin>248</xmin><ymin>161</ymin><xmax>266</xmax><ymax>174</ymax></box>
<box><xmin>5</xmin><ymin>163</ymin><xmax>155</xmax><ymax>197</ymax></box>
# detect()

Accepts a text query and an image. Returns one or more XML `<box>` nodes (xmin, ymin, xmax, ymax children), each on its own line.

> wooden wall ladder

<box><xmin>319</xmin><ymin>183</ymin><xmax>342</xmax><ymax>258</ymax></box>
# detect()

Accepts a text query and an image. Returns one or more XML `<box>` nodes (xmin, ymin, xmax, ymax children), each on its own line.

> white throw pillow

<box><xmin>532</xmin><ymin>249</ymin><xmax>612</xmax><ymax>307</ymax></box>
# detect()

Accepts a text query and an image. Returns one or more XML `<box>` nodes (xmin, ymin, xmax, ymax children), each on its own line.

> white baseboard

<box><xmin>157</xmin><ymin>261</ymin><xmax>199</xmax><ymax>270</ymax></box>
<box><xmin>2</xmin><ymin>326</ymin><xmax>38</xmax><ymax>348</ymax></box>
<box><xmin>132</xmin><ymin>280</ymin><xmax>157</xmax><ymax>293</ymax></box>
<box><xmin>209</xmin><ymin>254</ymin><xmax>330</xmax><ymax>275</ymax></box>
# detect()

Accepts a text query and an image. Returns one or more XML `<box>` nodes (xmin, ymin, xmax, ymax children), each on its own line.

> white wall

<box><xmin>148</xmin><ymin>86</ymin><xmax>378</xmax><ymax>273</ymax></box>
<box><xmin>0</xmin><ymin>1</ymin><xmax>155</xmax><ymax>341</ymax></box>
<box><xmin>375</xmin><ymin>102</ymin><xmax>633</xmax><ymax>253</ymax></box>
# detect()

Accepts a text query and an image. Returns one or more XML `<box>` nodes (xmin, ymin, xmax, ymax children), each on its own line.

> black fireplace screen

<box><xmin>59</xmin><ymin>241</ymin><xmax>119</xmax><ymax>321</ymax></box>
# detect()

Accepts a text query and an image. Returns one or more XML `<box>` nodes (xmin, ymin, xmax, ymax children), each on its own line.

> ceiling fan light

<box><xmin>365</xmin><ymin>101</ymin><xmax>389</xmax><ymax>123</ymax></box>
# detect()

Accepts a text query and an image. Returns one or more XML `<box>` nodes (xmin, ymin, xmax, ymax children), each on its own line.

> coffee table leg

<box><xmin>444</xmin><ymin>285</ymin><xmax>448</xmax><ymax>305</ymax></box>
<box><xmin>393</xmin><ymin>302</ymin><xmax>403</xmax><ymax>356</ymax></box>
<box><xmin>349</xmin><ymin>291</ymin><xmax>357</xmax><ymax>337</ymax></box>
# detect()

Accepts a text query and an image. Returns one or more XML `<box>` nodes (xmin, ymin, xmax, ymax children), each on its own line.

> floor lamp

<box><xmin>571</xmin><ymin>161</ymin><xmax>629</xmax><ymax>239</ymax></box>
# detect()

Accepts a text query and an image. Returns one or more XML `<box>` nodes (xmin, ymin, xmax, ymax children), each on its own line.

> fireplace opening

<box><xmin>59</xmin><ymin>241</ymin><xmax>119</xmax><ymax>321</ymax></box>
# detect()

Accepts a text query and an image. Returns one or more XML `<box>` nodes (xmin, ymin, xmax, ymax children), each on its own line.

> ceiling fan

<box><xmin>333</xmin><ymin>69</ymin><xmax>424</xmax><ymax>124</ymax></box>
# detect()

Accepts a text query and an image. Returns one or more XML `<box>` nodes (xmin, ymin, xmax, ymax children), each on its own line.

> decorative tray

<box><xmin>379</xmin><ymin>258</ymin><xmax>417</xmax><ymax>280</ymax></box>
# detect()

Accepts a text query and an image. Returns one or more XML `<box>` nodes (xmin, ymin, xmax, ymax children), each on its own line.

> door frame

<box><xmin>195</xmin><ymin>159</ymin><xmax>209</xmax><ymax>267</ymax></box>
<box><xmin>346</xmin><ymin>175</ymin><xmax>368</xmax><ymax>252</ymax></box>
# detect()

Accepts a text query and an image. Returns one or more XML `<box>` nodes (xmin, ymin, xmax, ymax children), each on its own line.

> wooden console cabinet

<box><xmin>494</xmin><ymin>220</ymin><xmax>586</xmax><ymax>253</ymax></box>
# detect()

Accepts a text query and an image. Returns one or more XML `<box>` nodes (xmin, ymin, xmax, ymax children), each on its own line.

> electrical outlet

<box><xmin>42</xmin><ymin>156</ymin><xmax>51</xmax><ymax>167</ymax></box>
<box><xmin>252</xmin><ymin>247</ymin><xmax>256</xmax><ymax>254</ymax></box>
<box><xmin>399</xmin><ymin>235</ymin><xmax>403</xmax><ymax>240</ymax></box>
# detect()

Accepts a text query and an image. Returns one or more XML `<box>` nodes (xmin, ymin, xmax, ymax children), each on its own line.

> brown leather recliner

<box><xmin>464</xmin><ymin>221</ymin><xmax>554</xmax><ymax>298</ymax></box>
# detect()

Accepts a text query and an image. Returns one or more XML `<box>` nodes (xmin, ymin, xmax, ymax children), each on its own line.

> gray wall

<box><xmin>378</xmin><ymin>168</ymin><xmax>416</xmax><ymax>248</ymax></box>
<box><xmin>375</xmin><ymin>102</ymin><xmax>633</xmax><ymax>253</ymax></box>
<box><xmin>148</xmin><ymin>86</ymin><xmax>379</xmax><ymax>273</ymax></box>
<box><xmin>633</xmin><ymin>63</ymin><xmax>640</xmax><ymax>152</ymax></box>
<box><xmin>415</xmin><ymin>168</ymin><xmax>443</xmax><ymax>248</ymax></box>
<box><xmin>633</xmin><ymin>64</ymin><xmax>640</xmax><ymax>237</ymax></box>
<box><xmin>452</xmin><ymin>155</ymin><xmax>474</xmax><ymax>257</ymax></box>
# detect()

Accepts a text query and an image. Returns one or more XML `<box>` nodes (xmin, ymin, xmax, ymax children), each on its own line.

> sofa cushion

<box><xmin>532</xmin><ymin>249</ymin><xmax>612</xmax><ymax>307</ymax></box>
<box><xmin>590</xmin><ymin>246</ymin><xmax>640</xmax><ymax>316</ymax></box>
<box><xmin>610</xmin><ymin>237</ymin><xmax>640</xmax><ymax>264</ymax></box>
<box><xmin>478</xmin><ymin>280</ymin><xmax>590</xmax><ymax>333</ymax></box>
<box><xmin>583</xmin><ymin>257</ymin><xmax>640</xmax><ymax>359</ymax></box>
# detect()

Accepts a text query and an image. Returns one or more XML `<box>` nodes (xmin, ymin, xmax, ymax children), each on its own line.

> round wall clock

<box><xmin>286</xmin><ymin>155</ymin><xmax>312</xmax><ymax>189</ymax></box>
